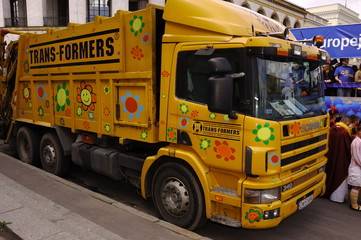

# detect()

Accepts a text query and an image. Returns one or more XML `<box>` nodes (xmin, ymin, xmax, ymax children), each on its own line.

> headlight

<box><xmin>244</xmin><ymin>187</ymin><xmax>280</xmax><ymax>204</ymax></box>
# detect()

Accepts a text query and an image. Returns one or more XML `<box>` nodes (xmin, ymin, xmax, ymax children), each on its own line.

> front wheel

<box><xmin>152</xmin><ymin>162</ymin><xmax>207</xmax><ymax>230</ymax></box>
<box><xmin>40</xmin><ymin>133</ymin><xmax>69</xmax><ymax>176</ymax></box>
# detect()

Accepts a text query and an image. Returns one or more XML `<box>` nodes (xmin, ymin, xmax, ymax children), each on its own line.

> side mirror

<box><xmin>208</xmin><ymin>57</ymin><xmax>234</xmax><ymax>114</ymax></box>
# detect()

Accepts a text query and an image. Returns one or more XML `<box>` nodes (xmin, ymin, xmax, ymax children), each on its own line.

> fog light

<box><xmin>264</xmin><ymin>208</ymin><xmax>280</xmax><ymax>220</ymax></box>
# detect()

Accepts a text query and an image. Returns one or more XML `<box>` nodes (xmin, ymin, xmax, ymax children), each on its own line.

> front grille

<box><xmin>281</xmin><ymin>134</ymin><xmax>327</xmax><ymax>153</ymax></box>
<box><xmin>281</xmin><ymin>145</ymin><xmax>326</xmax><ymax>166</ymax></box>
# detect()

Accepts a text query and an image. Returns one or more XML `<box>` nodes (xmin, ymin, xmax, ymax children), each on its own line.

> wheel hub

<box><xmin>161</xmin><ymin>178</ymin><xmax>190</xmax><ymax>216</ymax></box>
<box><xmin>43</xmin><ymin>144</ymin><xmax>56</xmax><ymax>166</ymax></box>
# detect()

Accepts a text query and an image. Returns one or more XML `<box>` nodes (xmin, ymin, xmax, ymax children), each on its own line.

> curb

<box><xmin>2</xmin><ymin>153</ymin><xmax>210</xmax><ymax>240</ymax></box>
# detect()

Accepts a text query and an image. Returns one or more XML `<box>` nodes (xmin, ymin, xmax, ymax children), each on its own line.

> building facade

<box><xmin>306</xmin><ymin>3</ymin><xmax>361</xmax><ymax>26</ymax></box>
<box><xmin>0</xmin><ymin>0</ymin><xmax>166</xmax><ymax>29</ymax></box>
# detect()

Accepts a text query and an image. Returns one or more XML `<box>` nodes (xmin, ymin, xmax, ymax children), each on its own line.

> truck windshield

<box><xmin>254</xmin><ymin>56</ymin><xmax>325</xmax><ymax>120</ymax></box>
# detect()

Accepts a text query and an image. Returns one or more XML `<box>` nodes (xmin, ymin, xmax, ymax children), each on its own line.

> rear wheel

<box><xmin>40</xmin><ymin>133</ymin><xmax>69</xmax><ymax>176</ymax></box>
<box><xmin>16</xmin><ymin>127</ymin><xmax>40</xmax><ymax>165</ymax></box>
<box><xmin>152</xmin><ymin>162</ymin><xmax>207</xmax><ymax>230</ymax></box>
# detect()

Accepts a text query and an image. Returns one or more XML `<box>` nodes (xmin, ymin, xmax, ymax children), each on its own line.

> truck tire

<box><xmin>152</xmin><ymin>162</ymin><xmax>207</xmax><ymax>230</ymax></box>
<box><xmin>40</xmin><ymin>133</ymin><xmax>69</xmax><ymax>176</ymax></box>
<box><xmin>16</xmin><ymin>127</ymin><xmax>40</xmax><ymax>165</ymax></box>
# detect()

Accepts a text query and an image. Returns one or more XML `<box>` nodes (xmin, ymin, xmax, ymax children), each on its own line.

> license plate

<box><xmin>297</xmin><ymin>192</ymin><xmax>313</xmax><ymax>210</ymax></box>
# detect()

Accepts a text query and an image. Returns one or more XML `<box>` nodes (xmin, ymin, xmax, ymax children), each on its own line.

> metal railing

<box><xmin>43</xmin><ymin>17</ymin><xmax>68</xmax><ymax>27</ymax></box>
<box><xmin>4</xmin><ymin>18</ymin><xmax>27</xmax><ymax>27</ymax></box>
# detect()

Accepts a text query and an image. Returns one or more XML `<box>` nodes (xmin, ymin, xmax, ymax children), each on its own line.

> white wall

<box><xmin>26</xmin><ymin>0</ymin><xmax>44</xmax><ymax>26</ymax></box>
<box><xmin>0</xmin><ymin>0</ymin><xmax>4</xmax><ymax>27</ymax></box>
<box><xmin>149</xmin><ymin>0</ymin><xmax>165</xmax><ymax>6</ymax></box>
<box><xmin>112</xmin><ymin>0</ymin><xmax>128</xmax><ymax>14</ymax></box>
<box><xmin>69</xmin><ymin>0</ymin><xmax>86</xmax><ymax>24</ymax></box>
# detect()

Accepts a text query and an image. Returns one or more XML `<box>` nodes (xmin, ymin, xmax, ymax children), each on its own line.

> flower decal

<box><xmin>104</xmin><ymin>107</ymin><xmax>110</xmax><ymax>116</ymax></box>
<box><xmin>104</xmin><ymin>86</ymin><xmax>110</xmax><ymax>95</ymax></box>
<box><xmin>167</xmin><ymin>128</ymin><xmax>177</xmax><ymax>141</ymax></box>
<box><xmin>290</xmin><ymin>121</ymin><xmax>301</xmax><ymax>137</ymax></box>
<box><xmin>179</xmin><ymin>117</ymin><xmax>190</xmax><ymax>129</ymax></box>
<box><xmin>129</xmin><ymin>15</ymin><xmax>145</xmax><ymax>36</ymax></box>
<box><xmin>104</xmin><ymin>124</ymin><xmax>111</xmax><ymax>133</ymax></box>
<box><xmin>88</xmin><ymin>111</ymin><xmax>95</xmax><ymax>121</ymax></box>
<box><xmin>245</xmin><ymin>208</ymin><xmax>264</xmax><ymax>223</ymax></box>
<box><xmin>45</xmin><ymin>100</ymin><xmax>50</xmax><ymax>108</ymax></box>
<box><xmin>180</xmin><ymin>103</ymin><xmax>189</xmax><ymax>114</ymax></box>
<box><xmin>59</xmin><ymin>117</ymin><xmax>65</xmax><ymax>126</ymax></box>
<box><xmin>120</xmin><ymin>91</ymin><xmax>144</xmax><ymax>120</ymax></box>
<box><xmin>76</xmin><ymin>81</ymin><xmax>97</xmax><ymax>111</ymax></box>
<box><xmin>252</xmin><ymin>123</ymin><xmax>275</xmax><ymax>145</ymax></box>
<box><xmin>223</xmin><ymin>115</ymin><xmax>230</xmax><ymax>122</ymax></box>
<box><xmin>200</xmin><ymin>139</ymin><xmax>211</xmax><ymax>150</ymax></box>
<box><xmin>268</xmin><ymin>152</ymin><xmax>280</xmax><ymax>166</ymax></box>
<box><xmin>131</xmin><ymin>46</ymin><xmax>144</xmax><ymax>60</ymax></box>
<box><xmin>141</xmin><ymin>33</ymin><xmax>151</xmax><ymax>44</ymax></box>
<box><xmin>141</xmin><ymin>131</ymin><xmax>148</xmax><ymax>140</ymax></box>
<box><xmin>83</xmin><ymin>121</ymin><xmax>90</xmax><ymax>130</ymax></box>
<box><xmin>191</xmin><ymin>110</ymin><xmax>199</xmax><ymax>118</ymax></box>
<box><xmin>38</xmin><ymin>106</ymin><xmax>44</xmax><ymax>117</ymax></box>
<box><xmin>65</xmin><ymin>108</ymin><xmax>71</xmax><ymax>117</ymax></box>
<box><xmin>24</xmin><ymin>60</ymin><xmax>30</xmax><ymax>73</ymax></box>
<box><xmin>36</xmin><ymin>83</ymin><xmax>47</xmax><ymax>101</ymax></box>
<box><xmin>213</xmin><ymin>141</ymin><xmax>236</xmax><ymax>161</ymax></box>
<box><xmin>209</xmin><ymin>113</ymin><xmax>217</xmax><ymax>120</ymax></box>
<box><xmin>23</xmin><ymin>84</ymin><xmax>31</xmax><ymax>102</ymax></box>
<box><xmin>55</xmin><ymin>82</ymin><xmax>70</xmax><ymax>112</ymax></box>
<box><xmin>76</xmin><ymin>106</ymin><xmax>83</xmax><ymax>116</ymax></box>
<box><xmin>161</xmin><ymin>71</ymin><xmax>170</xmax><ymax>77</ymax></box>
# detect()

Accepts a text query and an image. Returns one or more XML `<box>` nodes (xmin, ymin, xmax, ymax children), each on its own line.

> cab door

<box><xmin>166</xmin><ymin>43</ymin><xmax>247</xmax><ymax>172</ymax></box>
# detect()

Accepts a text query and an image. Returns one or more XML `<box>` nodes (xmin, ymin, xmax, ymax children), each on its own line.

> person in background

<box><xmin>350</xmin><ymin>115</ymin><xmax>360</xmax><ymax>137</ymax></box>
<box><xmin>334</xmin><ymin>58</ymin><xmax>354</xmax><ymax>97</ymax></box>
<box><xmin>325</xmin><ymin>116</ymin><xmax>352</xmax><ymax>203</ymax></box>
<box><xmin>349</xmin><ymin>126</ymin><xmax>361</xmax><ymax>211</ymax></box>
<box><xmin>329</xmin><ymin>106</ymin><xmax>339</xmax><ymax>127</ymax></box>
<box><xmin>291</xmin><ymin>63</ymin><xmax>304</xmax><ymax>97</ymax></box>
<box><xmin>354</xmin><ymin>63</ymin><xmax>361</xmax><ymax>97</ymax></box>
<box><xmin>323</xmin><ymin>64</ymin><xmax>336</xmax><ymax>96</ymax></box>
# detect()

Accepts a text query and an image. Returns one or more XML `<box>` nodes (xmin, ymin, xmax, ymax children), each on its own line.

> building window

<box><xmin>88</xmin><ymin>0</ymin><xmax>110</xmax><ymax>22</ymax></box>
<box><xmin>257</xmin><ymin>8</ymin><xmax>266</xmax><ymax>16</ymax></box>
<box><xmin>271</xmin><ymin>13</ymin><xmax>279</xmax><ymax>21</ymax></box>
<box><xmin>129</xmin><ymin>0</ymin><xmax>148</xmax><ymax>11</ymax></box>
<box><xmin>6</xmin><ymin>0</ymin><xmax>27</xmax><ymax>27</ymax></box>
<box><xmin>241</xmin><ymin>3</ymin><xmax>250</xmax><ymax>9</ymax></box>
<box><xmin>43</xmin><ymin>0</ymin><xmax>69</xmax><ymax>27</ymax></box>
<box><xmin>294</xmin><ymin>21</ymin><xmax>301</xmax><ymax>29</ymax></box>
<box><xmin>283</xmin><ymin>17</ymin><xmax>291</xmax><ymax>28</ymax></box>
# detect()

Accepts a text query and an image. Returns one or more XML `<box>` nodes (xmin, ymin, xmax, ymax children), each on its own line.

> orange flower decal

<box><xmin>76</xmin><ymin>81</ymin><xmax>97</xmax><ymax>111</ymax></box>
<box><xmin>290</xmin><ymin>121</ymin><xmax>301</xmax><ymax>136</ymax></box>
<box><xmin>213</xmin><ymin>141</ymin><xmax>236</xmax><ymax>161</ymax></box>
<box><xmin>131</xmin><ymin>46</ymin><xmax>144</xmax><ymax>60</ymax></box>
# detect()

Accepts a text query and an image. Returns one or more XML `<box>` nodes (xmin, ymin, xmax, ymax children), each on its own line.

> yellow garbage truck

<box><xmin>0</xmin><ymin>0</ymin><xmax>330</xmax><ymax>230</ymax></box>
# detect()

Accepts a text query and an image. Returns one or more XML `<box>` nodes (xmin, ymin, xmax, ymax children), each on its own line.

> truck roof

<box><xmin>163</xmin><ymin>0</ymin><xmax>295</xmax><ymax>41</ymax></box>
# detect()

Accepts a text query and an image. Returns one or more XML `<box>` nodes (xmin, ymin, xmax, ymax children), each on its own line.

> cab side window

<box><xmin>176</xmin><ymin>51</ymin><xmax>210</xmax><ymax>104</ymax></box>
<box><xmin>176</xmin><ymin>48</ymin><xmax>246</xmax><ymax>110</ymax></box>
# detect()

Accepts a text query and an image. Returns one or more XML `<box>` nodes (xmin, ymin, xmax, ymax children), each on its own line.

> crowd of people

<box><xmin>325</xmin><ymin>107</ymin><xmax>361</xmax><ymax>211</ymax></box>
<box><xmin>323</xmin><ymin>58</ymin><xmax>361</xmax><ymax>97</ymax></box>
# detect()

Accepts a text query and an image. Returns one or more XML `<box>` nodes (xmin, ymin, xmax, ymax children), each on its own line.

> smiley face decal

<box><xmin>76</xmin><ymin>81</ymin><xmax>97</xmax><ymax>111</ymax></box>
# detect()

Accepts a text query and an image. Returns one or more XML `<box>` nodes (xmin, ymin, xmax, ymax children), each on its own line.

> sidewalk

<box><xmin>0</xmin><ymin>152</ymin><xmax>210</xmax><ymax>240</ymax></box>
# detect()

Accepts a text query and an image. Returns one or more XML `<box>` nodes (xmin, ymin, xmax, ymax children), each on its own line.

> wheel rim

<box><xmin>42</xmin><ymin>144</ymin><xmax>56</xmax><ymax>168</ymax></box>
<box><xmin>161</xmin><ymin>177</ymin><xmax>190</xmax><ymax>217</ymax></box>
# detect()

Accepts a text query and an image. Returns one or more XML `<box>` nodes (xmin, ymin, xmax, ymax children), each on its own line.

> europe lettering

<box><xmin>29</xmin><ymin>37</ymin><xmax>115</xmax><ymax>64</ymax></box>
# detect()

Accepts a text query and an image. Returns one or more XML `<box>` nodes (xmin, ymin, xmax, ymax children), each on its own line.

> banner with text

<box><xmin>291</xmin><ymin>24</ymin><xmax>361</xmax><ymax>59</ymax></box>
